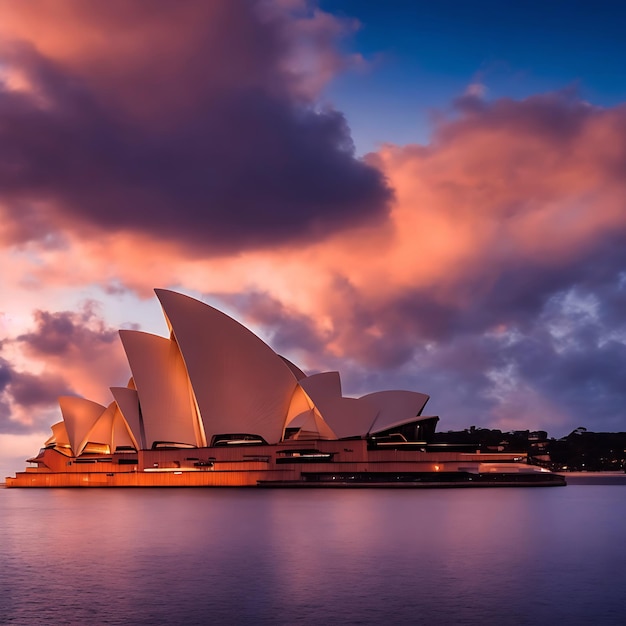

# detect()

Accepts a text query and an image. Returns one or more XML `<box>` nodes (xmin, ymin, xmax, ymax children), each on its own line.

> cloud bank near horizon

<box><xmin>1</xmin><ymin>0</ymin><xmax>625</xmax><ymax>448</ymax></box>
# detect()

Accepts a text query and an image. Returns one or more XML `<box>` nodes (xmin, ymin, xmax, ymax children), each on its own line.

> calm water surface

<box><xmin>1</xmin><ymin>486</ymin><xmax>625</xmax><ymax>625</ymax></box>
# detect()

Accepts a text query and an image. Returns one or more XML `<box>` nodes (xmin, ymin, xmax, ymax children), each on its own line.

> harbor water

<box><xmin>1</xmin><ymin>485</ymin><xmax>625</xmax><ymax>625</ymax></box>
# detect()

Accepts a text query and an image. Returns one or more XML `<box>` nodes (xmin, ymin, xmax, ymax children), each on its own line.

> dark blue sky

<box><xmin>320</xmin><ymin>0</ymin><xmax>626</xmax><ymax>151</ymax></box>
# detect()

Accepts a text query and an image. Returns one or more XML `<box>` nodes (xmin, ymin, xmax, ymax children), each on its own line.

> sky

<box><xmin>1</xmin><ymin>0</ymin><xmax>626</xmax><ymax>478</ymax></box>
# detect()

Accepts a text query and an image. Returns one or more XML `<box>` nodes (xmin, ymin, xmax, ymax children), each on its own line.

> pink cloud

<box><xmin>0</xmin><ymin>303</ymin><xmax>130</xmax><ymax>433</ymax></box>
<box><xmin>7</xmin><ymin>91</ymin><xmax>626</xmax><ymax>348</ymax></box>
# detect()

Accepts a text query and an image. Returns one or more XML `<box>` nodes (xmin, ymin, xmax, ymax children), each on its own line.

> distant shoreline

<box><xmin>560</xmin><ymin>471</ymin><xmax>626</xmax><ymax>485</ymax></box>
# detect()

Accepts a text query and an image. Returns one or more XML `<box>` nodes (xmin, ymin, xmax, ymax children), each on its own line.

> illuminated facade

<box><xmin>6</xmin><ymin>290</ymin><xmax>565</xmax><ymax>487</ymax></box>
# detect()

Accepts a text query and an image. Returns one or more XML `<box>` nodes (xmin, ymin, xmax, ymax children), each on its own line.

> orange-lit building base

<box><xmin>6</xmin><ymin>439</ymin><xmax>566</xmax><ymax>488</ymax></box>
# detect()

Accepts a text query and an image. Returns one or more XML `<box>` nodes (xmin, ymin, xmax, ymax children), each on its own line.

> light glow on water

<box><xmin>1</xmin><ymin>487</ymin><xmax>625</xmax><ymax>625</ymax></box>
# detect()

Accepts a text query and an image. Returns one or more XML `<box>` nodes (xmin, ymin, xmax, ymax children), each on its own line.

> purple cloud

<box><xmin>0</xmin><ymin>2</ymin><xmax>391</xmax><ymax>252</ymax></box>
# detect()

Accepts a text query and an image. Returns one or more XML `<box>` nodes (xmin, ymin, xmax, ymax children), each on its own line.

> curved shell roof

<box><xmin>44</xmin><ymin>421</ymin><xmax>71</xmax><ymax>449</ymax></box>
<box><xmin>59</xmin><ymin>396</ymin><xmax>106</xmax><ymax>456</ymax></box>
<box><xmin>362</xmin><ymin>390</ymin><xmax>430</xmax><ymax>434</ymax></box>
<box><xmin>119</xmin><ymin>330</ymin><xmax>204</xmax><ymax>448</ymax></box>
<box><xmin>299</xmin><ymin>376</ymin><xmax>430</xmax><ymax>439</ymax></box>
<box><xmin>110</xmin><ymin>387</ymin><xmax>143</xmax><ymax>449</ymax></box>
<box><xmin>298</xmin><ymin>372</ymin><xmax>369</xmax><ymax>439</ymax></box>
<box><xmin>156</xmin><ymin>289</ymin><xmax>299</xmax><ymax>445</ymax></box>
<box><xmin>45</xmin><ymin>289</ymin><xmax>436</xmax><ymax>453</ymax></box>
<box><xmin>55</xmin><ymin>396</ymin><xmax>138</xmax><ymax>456</ymax></box>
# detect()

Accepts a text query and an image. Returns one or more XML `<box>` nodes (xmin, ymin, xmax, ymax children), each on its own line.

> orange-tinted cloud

<box><xmin>218</xmin><ymin>93</ymin><xmax>626</xmax><ymax>430</ymax></box>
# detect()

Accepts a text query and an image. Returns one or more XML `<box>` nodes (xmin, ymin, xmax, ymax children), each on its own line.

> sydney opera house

<box><xmin>7</xmin><ymin>290</ymin><xmax>564</xmax><ymax>487</ymax></box>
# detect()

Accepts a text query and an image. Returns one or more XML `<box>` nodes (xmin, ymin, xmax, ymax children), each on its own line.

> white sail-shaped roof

<box><xmin>46</xmin><ymin>289</ymin><xmax>437</xmax><ymax>455</ymax></box>
<box><xmin>111</xmin><ymin>405</ymin><xmax>139</xmax><ymax>451</ymax></box>
<box><xmin>59</xmin><ymin>396</ymin><xmax>106</xmax><ymax>456</ymax></box>
<box><xmin>53</xmin><ymin>399</ymin><xmax>138</xmax><ymax>456</ymax></box>
<box><xmin>298</xmin><ymin>374</ymin><xmax>431</xmax><ymax>439</ymax></box>
<box><xmin>285</xmin><ymin>384</ymin><xmax>337</xmax><ymax>440</ymax></box>
<box><xmin>285</xmin><ymin>385</ymin><xmax>314</xmax><ymax>426</ymax></box>
<box><xmin>319</xmin><ymin>396</ymin><xmax>370</xmax><ymax>439</ymax></box>
<box><xmin>299</xmin><ymin>373</ymin><xmax>373</xmax><ymax>439</ymax></box>
<box><xmin>44</xmin><ymin>421</ymin><xmax>71</xmax><ymax>449</ymax></box>
<box><xmin>119</xmin><ymin>330</ymin><xmax>204</xmax><ymax>449</ymax></box>
<box><xmin>111</xmin><ymin>386</ymin><xmax>144</xmax><ymax>449</ymax></box>
<box><xmin>155</xmin><ymin>289</ymin><xmax>299</xmax><ymax>445</ymax></box>
<box><xmin>76</xmin><ymin>401</ymin><xmax>115</xmax><ymax>456</ymax></box>
<box><xmin>363</xmin><ymin>391</ymin><xmax>430</xmax><ymax>434</ymax></box>
<box><xmin>292</xmin><ymin>408</ymin><xmax>337</xmax><ymax>440</ymax></box>
<box><xmin>299</xmin><ymin>371</ymin><xmax>342</xmax><ymax>400</ymax></box>
<box><xmin>72</xmin><ymin>401</ymin><xmax>138</xmax><ymax>455</ymax></box>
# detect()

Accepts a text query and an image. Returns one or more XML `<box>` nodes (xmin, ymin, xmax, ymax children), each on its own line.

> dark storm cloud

<box><xmin>1</xmin><ymin>303</ymin><xmax>128</xmax><ymax>434</ymax></box>
<box><xmin>0</xmin><ymin>1</ymin><xmax>391</xmax><ymax>252</ymax></box>
<box><xmin>0</xmin><ymin>357</ymin><xmax>12</xmax><ymax>393</ymax></box>
<box><xmin>451</xmin><ymin>88</ymin><xmax>594</xmax><ymax>143</ymax></box>
<box><xmin>8</xmin><ymin>370</ymin><xmax>70</xmax><ymax>409</ymax></box>
<box><xmin>338</xmin><ymin>270</ymin><xmax>626</xmax><ymax>433</ymax></box>
<box><xmin>351</xmin><ymin>259</ymin><xmax>626</xmax><ymax>433</ymax></box>
<box><xmin>0</xmin><ymin>355</ymin><xmax>71</xmax><ymax>434</ymax></box>
<box><xmin>17</xmin><ymin>307</ymin><xmax>118</xmax><ymax>357</ymax></box>
<box><xmin>506</xmin><ymin>283</ymin><xmax>626</xmax><ymax>430</ymax></box>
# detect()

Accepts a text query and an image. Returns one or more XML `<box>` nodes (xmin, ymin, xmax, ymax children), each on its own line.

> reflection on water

<box><xmin>1</xmin><ymin>487</ymin><xmax>625</xmax><ymax>625</ymax></box>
